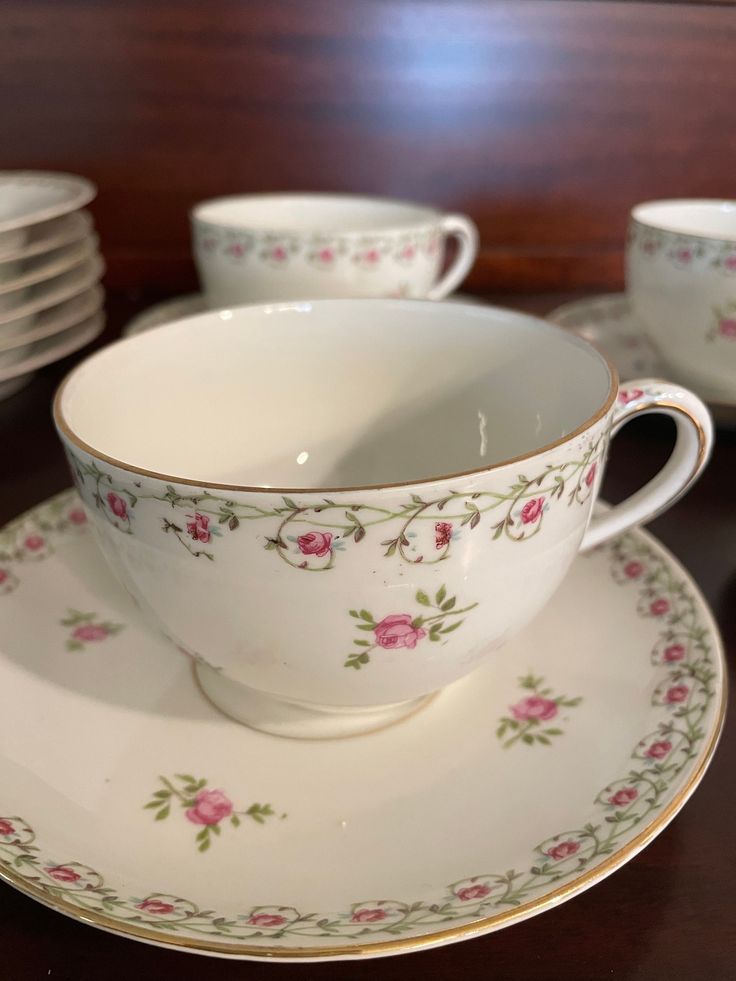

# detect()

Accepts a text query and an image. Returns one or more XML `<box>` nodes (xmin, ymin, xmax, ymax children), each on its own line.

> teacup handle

<box><xmin>581</xmin><ymin>379</ymin><xmax>713</xmax><ymax>550</ymax></box>
<box><xmin>426</xmin><ymin>214</ymin><xmax>480</xmax><ymax>300</ymax></box>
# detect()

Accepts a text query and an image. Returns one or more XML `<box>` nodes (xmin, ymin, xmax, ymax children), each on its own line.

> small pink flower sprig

<box><xmin>344</xmin><ymin>585</ymin><xmax>478</xmax><ymax>670</ymax></box>
<box><xmin>61</xmin><ymin>609</ymin><xmax>125</xmax><ymax>651</ymax></box>
<box><xmin>145</xmin><ymin>774</ymin><xmax>279</xmax><ymax>853</ymax></box>
<box><xmin>496</xmin><ymin>673</ymin><xmax>582</xmax><ymax>748</ymax></box>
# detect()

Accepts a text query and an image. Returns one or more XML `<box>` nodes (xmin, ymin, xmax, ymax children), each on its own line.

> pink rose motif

<box><xmin>585</xmin><ymin>463</ymin><xmax>597</xmax><ymax>487</ymax></box>
<box><xmin>665</xmin><ymin>684</ymin><xmax>689</xmax><ymax>704</ymax></box>
<box><xmin>271</xmin><ymin>245</ymin><xmax>288</xmax><ymax>262</ymax></box>
<box><xmin>624</xmin><ymin>561</ymin><xmax>644</xmax><ymax>579</ymax></box>
<box><xmin>137</xmin><ymin>899</ymin><xmax>175</xmax><ymax>915</ymax></box>
<box><xmin>227</xmin><ymin>242</ymin><xmax>246</xmax><ymax>258</ymax></box>
<box><xmin>45</xmin><ymin>865</ymin><xmax>80</xmax><ymax>883</ymax></box>
<box><xmin>24</xmin><ymin>534</ymin><xmax>44</xmax><ymax>551</ymax></box>
<box><xmin>718</xmin><ymin>318</ymin><xmax>736</xmax><ymax>339</ymax></box>
<box><xmin>363</xmin><ymin>248</ymin><xmax>380</xmax><ymax>264</ymax></box>
<box><xmin>618</xmin><ymin>388</ymin><xmax>644</xmax><ymax>405</ymax></box>
<box><xmin>297</xmin><ymin>531</ymin><xmax>333</xmax><ymax>558</ymax></box>
<box><xmin>68</xmin><ymin>508</ymin><xmax>87</xmax><ymax>525</ymax></box>
<box><xmin>248</xmin><ymin>913</ymin><xmax>288</xmax><ymax>927</ymax></box>
<box><xmin>0</xmin><ymin>819</ymin><xmax>14</xmax><ymax>836</ymax></box>
<box><xmin>650</xmin><ymin>598</ymin><xmax>670</xmax><ymax>616</ymax></box>
<box><xmin>455</xmin><ymin>884</ymin><xmax>492</xmax><ymax>902</ymax></box>
<box><xmin>185</xmin><ymin>788</ymin><xmax>233</xmax><ymax>826</ymax></box>
<box><xmin>545</xmin><ymin>840</ymin><xmax>580</xmax><ymax>862</ymax></box>
<box><xmin>608</xmin><ymin>787</ymin><xmax>638</xmax><ymax>807</ymax></box>
<box><xmin>724</xmin><ymin>254</ymin><xmax>736</xmax><ymax>271</ymax></box>
<box><xmin>0</xmin><ymin>570</ymin><xmax>7</xmax><ymax>584</ymax></box>
<box><xmin>106</xmin><ymin>493</ymin><xmax>128</xmax><ymax>520</ymax></box>
<box><xmin>675</xmin><ymin>247</ymin><xmax>693</xmax><ymax>264</ymax></box>
<box><xmin>646</xmin><ymin>739</ymin><xmax>672</xmax><ymax>760</ymax></box>
<box><xmin>520</xmin><ymin>497</ymin><xmax>545</xmax><ymax>524</ymax></box>
<box><xmin>663</xmin><ymin>643</ymin><xmax>686</xmax><ymax>663</ymax></box>
<box><xmin>186</xmin><ymin>512</ymin><xmax>211</xmax><ymax>544</ymax></box>
<box><xmin>351</xmin><ymin>908</ymin><xmax>387</xmax><ymax>923</ymax></box>
<box><xmin>73</xmin><ymin>623</ymin><xmax>108</xmax><ymax>642</ymax></box>
<box><xmin>435</xmin><ymin>521</ymin><xmax>453</xmax><ymax>549</ymax></box>
<box><xmin>400</xmin><ymin>245</ymin><xmax>416</xmax><ymax>260</ymax></box>
<box><xmin>373</xmin><ymin>614</ymin><xmax>426</xmax><ymax>650</ymax></box>
<box><xmin>510</xmin><ymin>695</ymin><xmax>558</xmax><ymax>722</ymax></box>
<box><xmin>317</xmin><ymin>247</ymin><xmax>335</xmax><ymax>264</ymax></box>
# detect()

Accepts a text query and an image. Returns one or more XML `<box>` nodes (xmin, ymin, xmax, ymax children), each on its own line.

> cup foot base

<box><xmin>194</xmin><ymin>662</ymin><xmax>434</xmax><ymax>739</ymax></box>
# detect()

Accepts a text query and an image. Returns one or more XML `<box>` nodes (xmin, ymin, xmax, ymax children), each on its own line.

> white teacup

<box><xmin>626</xmin><ymin>199</ymin><xmax>736</xmax><ymax>402</ymax></box>
<box><xmin>191</xmin><ymin>193</ymin><xmax>479</xmax><ymax>304</ymax></box>
<box><xmin>54</xmin><ymin>300</ymin><xmax>711</xmax><ymax>739</ymax></box>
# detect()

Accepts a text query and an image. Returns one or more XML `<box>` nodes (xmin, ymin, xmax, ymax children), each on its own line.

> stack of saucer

<box><xmin>0</xmin><ymin>171</ymin><xmax>105</xmax><ymax>400</ymax></box>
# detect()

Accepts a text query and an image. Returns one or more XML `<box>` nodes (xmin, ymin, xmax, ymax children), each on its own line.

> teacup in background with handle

<box><xmin>192</xmin><ymin>193</ymin><xmax>479</xmax><ymax>305</ymax></box>
<box><xmin>626</xmin><ymin>198</ymin><xmax>736</xmax><ymax>403</ymax></box>
<box><xmin>54</xmin><ymin>299</ymin><xmax>712</xmax><ymax>740</ymax></box>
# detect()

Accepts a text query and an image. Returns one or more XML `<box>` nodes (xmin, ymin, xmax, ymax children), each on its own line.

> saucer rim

<box><xmin>0</xmin><ymin>491</ymin><xmax>726</xmax><ymax>961</ymax></box>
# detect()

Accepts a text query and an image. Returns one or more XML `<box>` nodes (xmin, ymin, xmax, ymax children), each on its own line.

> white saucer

<box><xmin>0</xmin><ymin>491</ymin><xmax>724</xmax><ymax>961</ymax></box>
<box><xmin>0</xmin><ymin>256</ymin><xmax>104</xmax><ymax>329</ymax></box>
<box><xmin>0</xmin><ymin>312</ymin><xmax>105</xmax><ymax>399</ymax></box>
<box><xmin>0</xmin><ymin>211</ymin><xmax>92</xmax><ymax>263</ymax></box>
<box><xmin>0</xmin><ymin>171</ymin><xmax>96</xmax><ymax>236</ymax></box>
<box><xmin>0</xmin><ymin>236</ymin><xmax>97</xmax><ymax>294</ymax></box>
<box><xmin>548</xmin><ymin>293</ymin><xmax>736</xmax><ymax>427</ymax></box>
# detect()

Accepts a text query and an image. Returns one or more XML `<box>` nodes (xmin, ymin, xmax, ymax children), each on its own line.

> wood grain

<box><xmin>1</xmin><ymin>1</ymin><xmax>734</xmax><ymax>291</ymax></box>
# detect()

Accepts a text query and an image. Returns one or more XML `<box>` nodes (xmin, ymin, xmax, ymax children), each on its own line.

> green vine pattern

<box><xmin>496</xmin><ymin>674</ymin><xmax>582</xmax><ymax>748</ymax></box>
<box><xmin>67</xmin><ymin>432</ymin><xmax>604</xmax><ymax>570</ymax></box>
<box><xmin>194</xmin><ymin>224</ymin><xmax>441</xmax><ymax>271</ymax></box>
<box><xmin>0</xmin><ymin>524</ymin><xmax>718</xmax><ymax>946</ymax></box>
<box><xmin>0</xmin><ymin>492</ymin><xmax>89</xmax><ymax>596</ymax></box>
<box><xmin>344</xmin><ymin>585</ymin><xmax>478</xmax><ymax>670</ymax></box>
<box><xmin>629</xmin><ymin>220</ymin><xmax>736</xmax><ymax>273</ymax></box>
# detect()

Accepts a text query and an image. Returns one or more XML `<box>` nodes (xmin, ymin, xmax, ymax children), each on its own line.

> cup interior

<box><xmin>56</xmin><ymin>300</ymin><xmax>613</xmax><ymax>490</ymax></box>
<box><xmin>192</xmin><ymin>193</ymin><xmax>440</xmax><ymax>234</ymax></box>
<box><xmin>632</xmin><ymin>199</ymin><xmax>736</xmax><ymax>241</ymax></box>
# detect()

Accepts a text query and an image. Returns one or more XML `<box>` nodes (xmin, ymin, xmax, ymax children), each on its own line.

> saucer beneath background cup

<box><xmin>548</xmin><ymin>293</ymin><xmax>736</xmax><ymax>429</ymax></box>
<box><xmin>0</xmin><ymin>490</ymin><xmax>724</xmax><ymax>960</ymax></box>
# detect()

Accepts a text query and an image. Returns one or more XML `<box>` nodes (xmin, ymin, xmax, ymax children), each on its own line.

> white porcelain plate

<box><xmin>0</xmin><ymin>312</ymin><xmax>105</xmax><ymax>400</ymax></box>
<box><xmin>0</xmin><ymin>171</ymin><xmax>96</xmax><ymax>235</ymax></box>
<box><xmin>548</xmin><ymin>293</ymin><xmax>736</xmax><ymax>426</ymax></box>
<box><xmin>0</xmin><ymin>492</ymin><xmax>724</xmax><ymax>960</ymax></box>
<box><xmin>0</xmin><ymin>211</ymin><xmax>92</xmax><ymax>263</ymax></box>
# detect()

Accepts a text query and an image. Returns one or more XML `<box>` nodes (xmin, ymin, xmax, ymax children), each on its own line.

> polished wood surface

<box><xmin>0</xmin><ymin>290</ymin><xmax>734</xmax><ymax>980</ymax></box>
<box><xmin>2</xmin><ymin>1</ymin><xmax>736</xmax><ymax>292</ymax></box>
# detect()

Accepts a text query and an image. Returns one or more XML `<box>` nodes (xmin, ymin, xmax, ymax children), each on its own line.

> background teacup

<box><xmin>626</xmin><ymin>198</ymin><xmax>736</xmax><ymax>402</ymax></box>
<box><xmin>191</xmin><ymin>192</ymin><xmax>479</xmax><ymax>305</ymax></box>
<box><xmin>55</xmin><ymin>300</ymin><xmax>711</xmax><ymax>739</ymax></box>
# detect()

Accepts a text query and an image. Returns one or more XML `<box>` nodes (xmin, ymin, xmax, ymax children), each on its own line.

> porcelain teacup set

<box><xmin>551</xmin><ymin>198</ymin><xmax>736</xmax><ymax>425</ymax></box>
<box><xmin>0</xmin><ymin>191</ymin><xmax>726</xmax><ymax>960</ymax></box>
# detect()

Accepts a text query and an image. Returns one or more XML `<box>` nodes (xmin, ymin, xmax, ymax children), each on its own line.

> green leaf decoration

<box><xmin>155</xmin><ymin>805</ymin><xmax>170</xmax><ymax>821</ymax></box>
<box><xmin>416</xmin><ymin>590</ymin><xmax>430</xmax><ymax>606</ymax></box>
<box><xmin>439</xmin><ymin>620</ymin><xmax>463</xmax><ymax>634</ymax></box>
<box><xmin>282</xmin><ymin>497</ymin><xmax>298</xmax><ymax>510</ymax></box>
<box><xmin>441</xmin><ymin>597</ymin><xmax>456</xmax><ymax>612</ymax></box>
<box><xmin>436</xmin><ymin>585</ymin><xmax>447</xmax><ymax>605</ymax></box>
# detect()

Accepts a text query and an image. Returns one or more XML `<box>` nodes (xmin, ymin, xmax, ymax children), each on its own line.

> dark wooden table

<box><xmin>0</xmin><ymin>291</ymin><xmax>734</xmax><ymax>980</ymax></box>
